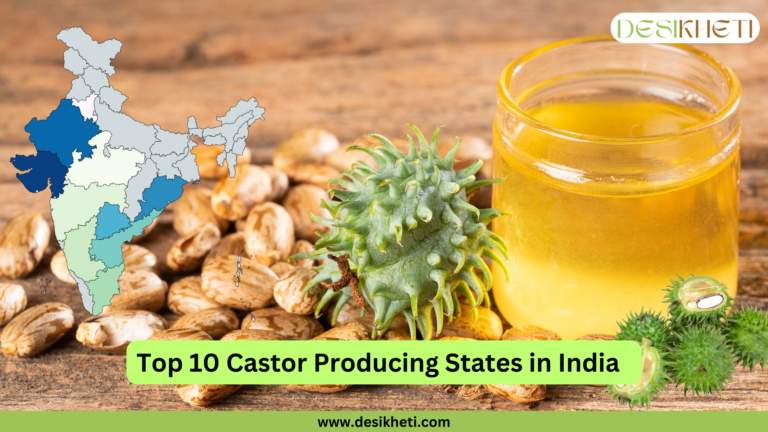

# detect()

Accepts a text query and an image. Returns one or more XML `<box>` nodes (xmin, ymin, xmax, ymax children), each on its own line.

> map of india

<box><xmin>10</xmin><ymin>27</ymin><xmax>265</xmax><ymax>314</ymax></box>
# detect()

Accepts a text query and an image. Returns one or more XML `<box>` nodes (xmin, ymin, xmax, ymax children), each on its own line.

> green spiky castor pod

<box><xmin>606</xmin><ymin>338</ymin><xmax>670</xmax><ymax>410</ymax></box>
<box><xmin>724</xmin><ymin>306</ymin><xmax>768</xmax><ymax>371</ymax></box>
<box><xmin>668</xmin><ymin>325</ymin><xmax>736</xmax><ymax>396</ymax></box>
<box><xmin>663</xmin><ymin>275</ymin><xmax>733</xmax><ymax>326</ymax></box>
<box><xmin>291</xmin><ymin>125</ymin><xmax>509</xmax><ymax>340</ymax></box>
<box><xmin>615</xmin><ymin>308</ymin><xmax>674</xmax><ymax>352</ymax></box>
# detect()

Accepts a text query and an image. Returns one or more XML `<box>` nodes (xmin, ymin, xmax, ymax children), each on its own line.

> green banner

<box><xmin>126</xmin><ymin>340</ymin><xmax>640</xmax><ymax>385</ymax></box>
<box><xmin>1</xmin><ymin>412</ymin><xmax>767</xmax><ymax>430</ymax></box>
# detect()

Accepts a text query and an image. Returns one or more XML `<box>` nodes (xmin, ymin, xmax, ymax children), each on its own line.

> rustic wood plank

<box><xmin>2</xmin><ymin>1</ymin><xmax>768</xmax><ymax>166</ymax></box>
<box><xmin>1</xmin><ymin>0</ymin><xmax>768</xmax><ymax>412</ymax></box>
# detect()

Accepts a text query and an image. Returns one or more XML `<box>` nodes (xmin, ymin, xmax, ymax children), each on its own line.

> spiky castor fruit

<box><xmin>668</xmin><ymin>325</ymin><xmax>735</xmax><ymax>396</ymax></box>
<box><xmin>615</xmin><ymin>308</ymin><xmax>674</xmax><ymax>352</ymax></box>
<box><xmin>292</xmin><ymin>125</ymin><xmax>509</xmax><ymax>340</ymax></box>
<box><xmin>663</xmin><ymin>275</ymin><xmax>733</xmax><ymax>326</ymax></box>
<box><xmin>606</xmin><ymin>338</ymin><xmax>670</xmax><ymax>410</ymax></box>
<box><xmin>724</xmin><ymin>306</ymin><xmax>768</xmax><ymax>371</ymax></box>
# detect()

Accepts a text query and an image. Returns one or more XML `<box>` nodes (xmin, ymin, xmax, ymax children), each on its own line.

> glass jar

<box><xmin>491</xmin><ymin>36</ymin><xmax>741</xmax><ymax>340</ymax></box>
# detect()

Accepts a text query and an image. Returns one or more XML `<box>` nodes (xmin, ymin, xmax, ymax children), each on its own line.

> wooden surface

<box><xmin>1</xmin><ymin>0</ymin><xmax>768</xmax><ymax>411</ymax></box>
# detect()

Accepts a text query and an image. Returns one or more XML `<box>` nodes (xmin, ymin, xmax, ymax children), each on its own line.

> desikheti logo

<box><xmin>611</xmin><ymin>13</ymin><xmax>759</xmax><ymax>43</ymax></box>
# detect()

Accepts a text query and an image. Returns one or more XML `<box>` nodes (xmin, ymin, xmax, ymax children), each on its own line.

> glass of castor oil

<box><xmin>492</xmin><ymin>37</ymin><xmax>741</xmax><ymax>340</ymax></box>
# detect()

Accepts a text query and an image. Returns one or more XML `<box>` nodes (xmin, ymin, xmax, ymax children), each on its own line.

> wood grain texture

<box><xmin>1</xmin><ymin>0</ymin><xmax>768</xmax><ymax>411</ymax></box>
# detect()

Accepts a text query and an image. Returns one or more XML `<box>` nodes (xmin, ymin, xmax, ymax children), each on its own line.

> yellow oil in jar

<box><xmin>492</xmin><ymin>98</ymin><xmax>739</xmax><ymax>340</ymax></box>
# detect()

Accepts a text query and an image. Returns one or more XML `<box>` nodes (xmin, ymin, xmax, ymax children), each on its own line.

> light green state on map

<box><xmin>87</xmin><ymin>264</ymin><xmax>125</xmax><ymax>315</ymax></box>
<box><xmin>88</xmin><ymin>209</ymin><xmax>160</xmax><ymax>268</ymax></box>
<box><xmin>62</xmin><ymin>215</ymin><xmax>105</xmax><ymax>282</ymax></box>
<box><xmin>50</xmin><ymin>181</ymin><xmax>127</xmax><ymax>241</ymax></box>
<box><xmin>85</xmin><ymin>210</ymin><xmax>161</xmax><ymax>314</ymax></box>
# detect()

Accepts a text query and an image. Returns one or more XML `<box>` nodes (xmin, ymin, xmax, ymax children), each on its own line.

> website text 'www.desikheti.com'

<box><xmin>317</xmin><ymin>416</ymin><xmax>450</xmax><ymax>428</ymax></box>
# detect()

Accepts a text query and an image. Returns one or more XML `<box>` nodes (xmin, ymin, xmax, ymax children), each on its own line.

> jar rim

<box><xmin>497</xmin><ymin>35</ymin><xmax>742</xmax><ymax>145</ymax></box>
